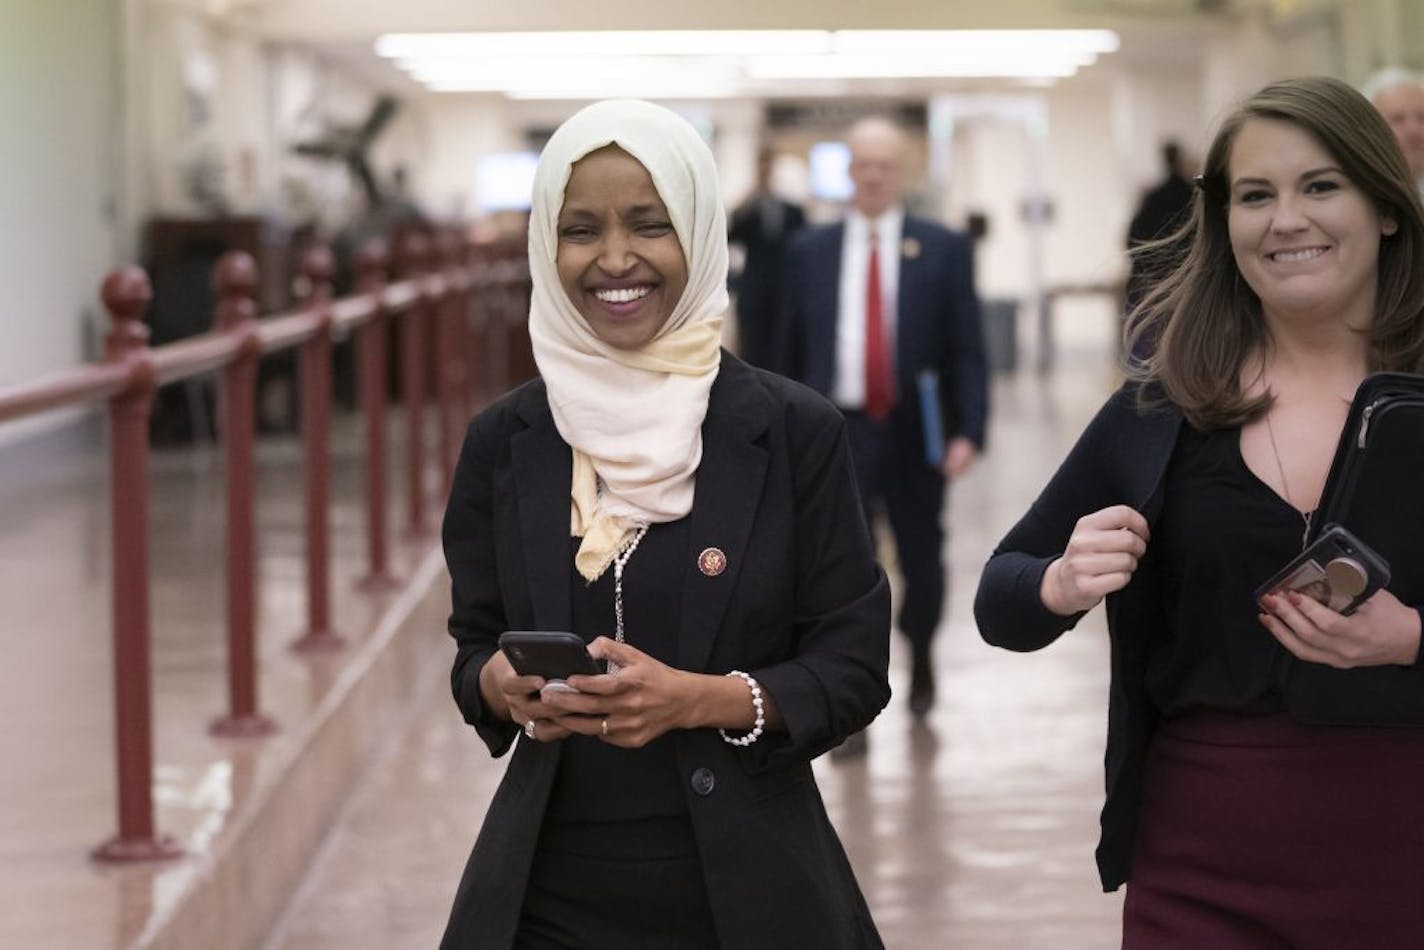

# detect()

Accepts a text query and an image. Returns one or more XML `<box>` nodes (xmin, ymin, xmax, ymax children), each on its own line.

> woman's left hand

<box><xmin>539</xmin><ymin>637</ymin><xmax>694</xmax><ymax>748</ymax></box>
<box><xmin>1259</xmin><ymin>588</ymin><xmax>1422</xmax><ymax>668</ymax></box>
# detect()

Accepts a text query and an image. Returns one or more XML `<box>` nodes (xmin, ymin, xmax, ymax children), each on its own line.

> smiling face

<box><xmin>1226</xmin><ymin>118</ymin><xmax>1397</xmax><ymax>329</ymax></box>
<box><xmin>555</xmin><ymin>146</ymin><xmax>688</xmax><ymax>350</ymax></box>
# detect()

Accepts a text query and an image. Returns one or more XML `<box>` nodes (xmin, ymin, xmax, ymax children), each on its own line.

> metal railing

<box><xmin>0</xmin><ymin>231</ymin><xmax>532</xmax><ymax>861</ymax></box>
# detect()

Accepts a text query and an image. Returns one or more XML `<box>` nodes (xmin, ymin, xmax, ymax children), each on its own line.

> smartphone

<box><xmin>498</xmin><ymin>631</ymin><xmax>601</xmax><ymax>682</ymax></box>
<box><xmin>1254</xmin><ymin>524</ymin><xmax>1390</xmax><ymax>617</ymax></box>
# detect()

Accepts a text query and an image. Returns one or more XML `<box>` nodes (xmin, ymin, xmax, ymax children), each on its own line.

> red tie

<box><xmin>864</xmin><ymin>230</ymin><xmax>893</xmax><ymax>421</ymax></box>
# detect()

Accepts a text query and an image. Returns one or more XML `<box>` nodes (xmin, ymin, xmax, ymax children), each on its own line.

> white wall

<box><xmin>0</xmin><ymin>0</ymin><xmax>119</xmax><ymax>445</ymax></box>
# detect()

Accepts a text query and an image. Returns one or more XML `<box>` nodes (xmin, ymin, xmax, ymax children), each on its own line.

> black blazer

<box><xmin>780</xmin><ymin>215</ymin><xmax>989</xmax><ymax>450</ymax></box>
<box><xmin>440</xmin><ymin>353</ymin><xmax>891</xmax><ymax>949</ymax></box>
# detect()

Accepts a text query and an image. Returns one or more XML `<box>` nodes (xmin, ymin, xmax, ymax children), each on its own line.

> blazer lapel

<box><xmin>510</xmin><ymin>396</ymin><xmax>573</xmax><ymax>632</ymax></box>
<box><xmin>677</xmin><ymin>357</ymin><xmax>771</xmax><ymax>673</ymax></box>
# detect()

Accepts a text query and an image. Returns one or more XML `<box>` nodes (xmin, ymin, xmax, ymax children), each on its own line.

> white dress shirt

<box><xmin>833</xmin><ymin>207</ymin><xmax>903</xmax><ymax>409</ymax></box>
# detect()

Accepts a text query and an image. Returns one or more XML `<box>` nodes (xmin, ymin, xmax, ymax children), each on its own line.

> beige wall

<box><xmin>0</xmin><ymin>0</ymin><xmax>118</xmax><ymax>445</ymax></box>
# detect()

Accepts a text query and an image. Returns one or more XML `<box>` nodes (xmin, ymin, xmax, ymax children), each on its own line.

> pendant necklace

<box><xmin>1263</xmin><ymin>411</ymin><xmax>1312</xmax><ymax>549</ymax></box>
<box><xmin>607</xmin><ymin>524</ymin><xmax>650</xmax><ymax>673</ymax></box>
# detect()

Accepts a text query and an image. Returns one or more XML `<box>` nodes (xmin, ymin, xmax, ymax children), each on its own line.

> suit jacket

<box><xmin>728</xmin><ymin>196</ymin><xmax>806</xmax><ymax>369</ymax></box>
<box><xmin>439</xmin><ymin>353</ymin><xmax>891</xmax><ymax>949</ymax></box>
<box><xmin>781</xmin><ymin>215</ymin><xmax>989</xmax><ymax>453</ymax></box>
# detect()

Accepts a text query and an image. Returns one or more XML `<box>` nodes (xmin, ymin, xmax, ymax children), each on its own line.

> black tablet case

<box><xmin>1280</xmin><ymin>371</ymin><xmax>1424</xmax><ymax>723</ymax></box>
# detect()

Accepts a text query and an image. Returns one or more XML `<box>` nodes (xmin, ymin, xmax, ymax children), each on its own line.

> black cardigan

<box><xmin>974</xmin><ymin>383</ymin><xmax>1180</xmax><ymax>891</ymax></box>
<box><xmin>440</xmin><ymin>353</ymin><xmax>891</xmax><ymax>949</ymax></box>
<box><xmin>975</xmin><ymin>382</ymin><xmax>1424</xmax><ymax>891</ymax></box>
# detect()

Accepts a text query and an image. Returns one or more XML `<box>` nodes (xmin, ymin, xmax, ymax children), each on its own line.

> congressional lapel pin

<box><xmin>901</xmin><ymin>236</ymin><xmax>921</xmax><ymax>259</ymax></box>
<box><xmin>698</xmin><ymin>547</ymin><xmax>727</xmax><ymax>577</ymax></box>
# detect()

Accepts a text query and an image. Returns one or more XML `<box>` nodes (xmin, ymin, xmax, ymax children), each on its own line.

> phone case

<box><xmin>498</xmin><ymin>631</ymin><xmax>601</xmax><ymax>679</ymax></box>
<box><xmin>1281</xmin><ymin>372</ymin><xmax>1424</xmax><ymax>726</ymax></box>
<box><xmin>1254</xmin><ymin>524</ymin><xmax>1390</xmax><ymax>617</ymax></box>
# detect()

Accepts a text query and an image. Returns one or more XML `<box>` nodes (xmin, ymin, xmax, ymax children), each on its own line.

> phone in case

<box><xmin>498</xmin><ymin>631</ymin><xmax>602</xmax><ymax>683</ymax></box>
<box><xmin>1254</xmin><ymin>524</ymin><xmax>1391</xmax><ymax>617</ymax></box>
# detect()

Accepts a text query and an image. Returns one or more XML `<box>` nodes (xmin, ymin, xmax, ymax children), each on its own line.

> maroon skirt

<box><xmin>1122</xmin><ymin>710</ymin><xmax>1424</xmax><ymax>948</ymax></box>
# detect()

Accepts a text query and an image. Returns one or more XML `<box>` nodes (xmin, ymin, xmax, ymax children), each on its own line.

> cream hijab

<box><xmin>527</xmin><ymin>100</ymin><xmax>728</xmax><ymax>582</ymax></box>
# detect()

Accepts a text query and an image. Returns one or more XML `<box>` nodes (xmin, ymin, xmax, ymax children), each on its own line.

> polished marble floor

<box><xmin>0</xmin><ymin>407</ymin><xmax>438</xmax><ymax>949</ymax></box>
<box><xmin>266</xmin><ymin>318</ymin><xmax>1129</xmax><ymax>949</ymax></box>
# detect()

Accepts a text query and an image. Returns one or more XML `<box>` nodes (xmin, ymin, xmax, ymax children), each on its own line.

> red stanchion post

<box><xmin>399</xmin><ymin>233</ymin><xmax>430</xmax><ymax>538</ymax></box>
<box><xmin>457</xmin><ymin>238</ymin><xmax>478</xmax><ymax>417</ymax></box>
<box><xmin>355</xmin><ymin>240</ymin><xmax>400</xmax><ymax>592</ymax></box>
<box><xmin>211</xmin><ymin>252</ymin><xmax>277</xmax><ymax>737</ymax></box>
<box><xmin>434</xmin><ymin>232</ymin><xmax>459</xmax><ymax>498</ymax></box>
<box><xmin>92</xmin><ymin>268</ymin><xmax>182</xmax><ymax>863</ymax></box>
<box><xmin>292</xmin><ymin>246</ymin><xmax>345</xmax><ymax>652</ymax></box>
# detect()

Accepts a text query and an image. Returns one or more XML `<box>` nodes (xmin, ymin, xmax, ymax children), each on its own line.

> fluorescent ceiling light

<box><xmin>377</xmin><ymin>29</ymin><xmax>1121</xmax><ymax>96</ymax></box>
<box><xmin>403</xmin><ymin>57</ymin><xmax>739</xmax><ymax>88</ymax></box>
<box><xmin>831</xmin><ymin>30</ymin><xmax>1119</xmax><ymax>55</ymax></box>
<box><xmin>377</xmin><ymin>30</ymin><xmax>830</xmax><ymax>58</ymax></box>
<box><xmin>499</xmin><ymin>83</ymin><xmax>745</xmax><ymax>100</ymax></box>
<box><xmin>744</xmin><ymin>55</ymin><xmax>1091</xmax><ymax>80</ymax></box>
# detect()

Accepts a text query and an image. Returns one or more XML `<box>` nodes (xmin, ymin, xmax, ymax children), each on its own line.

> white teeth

<box><xmin>594</xmin><ymin>286</ymin><xmax>652</xmax><ymax>304</ymax></box>
<box><xmin>1271</xmin><ymin>247</ymin><xmax>1327</xmax><ymax>262</ymax></box>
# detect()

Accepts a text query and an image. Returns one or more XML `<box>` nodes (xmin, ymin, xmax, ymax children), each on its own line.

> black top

<box><xmin>1150</xmin><ymin>424</ymin><xmax>1303</xmax><ymax>716</ymax></box>
<box><xmin>539</xmin><ymin>521</ymin><xmax>695</xmax><ymax>859</ymax></box>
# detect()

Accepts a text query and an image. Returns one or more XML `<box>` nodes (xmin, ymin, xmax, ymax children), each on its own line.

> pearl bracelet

<box><xmin>719</xmin><ymin>670</ymin><xmax>765</xmax><ymax>747</ymax></box>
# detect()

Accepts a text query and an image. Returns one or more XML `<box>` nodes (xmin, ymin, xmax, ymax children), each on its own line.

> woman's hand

<box><xmin>1041</xmin><ymin>505</ymin><xmax>1151</xmax><ymax>616</ymax></box>
<box><xmin>1259</xmin><ymin>588</ymin><xmax>1423</xmax><ymax>668</ymax></box>
<box><xmin>539</xmin><ymin>637</ymin><xmax>695</xmax><ymax>748</ymax></box>
<box><xmin>478</xmin><ymin>650</ymin><xmax>577</xmax><ymax>742</ymax></box>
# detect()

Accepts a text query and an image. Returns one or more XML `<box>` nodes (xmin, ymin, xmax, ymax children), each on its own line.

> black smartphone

<box><xmin>1254</xmin><ymin>523</ymin><xmax>1391</xmax><ymax>617</ymax></box>
<box><xmin>498</xmin><ymin>631</ymin><xmax>601</xmax><ymax>680</ymax></box>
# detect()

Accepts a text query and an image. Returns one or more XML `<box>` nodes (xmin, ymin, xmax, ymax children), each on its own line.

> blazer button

<box><xmin>690</xmin><ymin>767</ymin><xmax>716</xmax><ymax>797</ymax></box>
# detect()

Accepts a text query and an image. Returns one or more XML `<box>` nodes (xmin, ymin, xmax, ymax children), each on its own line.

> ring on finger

<box><xmin>601</xmin><ymin>717</ymin><xmax>609</xmax><ymax>737</ymax></box>
<box><xmin>524</xmin><ymin>719</ymin><xmax>536</xmax><ymax>740</ymax></box>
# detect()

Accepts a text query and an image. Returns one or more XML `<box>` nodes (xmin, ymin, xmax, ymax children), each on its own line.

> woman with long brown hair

<box><xmin>976</xmin><ymin>76</ymin><xmax>1424</xmax><ymax>944</ymax></box>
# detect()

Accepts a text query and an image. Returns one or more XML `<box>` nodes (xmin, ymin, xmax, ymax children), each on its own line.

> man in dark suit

<box><xmin>728</xmin><ymin>147</ymin><xmax>806</xmax><ymax>370</ymax></box>
<box><xmin>781</xmin><ymin>116</ymin><xmax>989</xmax><ymax>724</ymax></box>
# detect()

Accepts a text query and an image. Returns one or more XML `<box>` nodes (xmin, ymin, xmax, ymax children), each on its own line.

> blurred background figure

<box><xmin>781</xmin><ymin>116</ymin><xmax>989</xmax><ymax>738</ymax></box>
<box><xmin>728</xmin><ymin>147</ymin><xmax>806</xmax><ymax>371</ymax></box>
<box><xmin>1123</xmin><ymin>141</ymin><xmax>1195</xmax><ymax>330</ymax></box>
<box><xmin>1364</xmin><ymin>67</ymin><xmax>1424</xmax><ymax>193</ymax></box>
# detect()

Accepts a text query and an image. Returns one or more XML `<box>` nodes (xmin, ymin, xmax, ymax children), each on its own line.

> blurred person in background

<box><xmin>728</xmin><ymin>146</ymin><xmax>805</xmax><ymax>371</ymax></box>
<box><xmin>781</xmin><ymin>116</ymin><xmax>988</xmax><ymax>734</ymax></box>
<box><xmin>1364</xmin><ymin>67</ymin><xmax>1424</xmax><ymax>193</ymax></box>
<box><xmin>1124</xmin><ymin>141</ymin><xmax>1196</xmax><ymax>327</ymax></box>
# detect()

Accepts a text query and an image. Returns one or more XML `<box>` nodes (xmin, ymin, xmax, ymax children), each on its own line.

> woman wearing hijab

<box><xmin>439</xmin><ymin>100</ymin><xmax>891</xmax><ymax>949</ymax></box>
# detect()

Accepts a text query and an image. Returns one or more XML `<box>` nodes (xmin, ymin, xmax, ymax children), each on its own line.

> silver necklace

<box><xmin>1263</xmin><ymin>411</ymin><xmax>1312</xmax><ymax>549</ymax></box>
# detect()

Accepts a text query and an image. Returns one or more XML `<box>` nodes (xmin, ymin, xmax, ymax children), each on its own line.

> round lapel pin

<box><xmin>698</xmin><ymin>547</ymin><xmax>727</xmax><ymax>577</ymax></box>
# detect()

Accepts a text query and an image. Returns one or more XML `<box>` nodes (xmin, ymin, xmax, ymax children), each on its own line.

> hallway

<box><xmin>1</xmin><ymin>310</ymin><xmax>1126</xmax><ymax>948</ymax></box>
<box><xmin>267</xmin><ymin>327</ymin><xmax>1126</xmax><ymax>949</ymax></box>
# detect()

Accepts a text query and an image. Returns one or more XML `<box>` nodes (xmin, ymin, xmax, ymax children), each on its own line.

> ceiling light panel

<box><xmin>377</xmin><ymin>29</ymin><xmax>1121</xmax><ymax>97</ymax></box>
